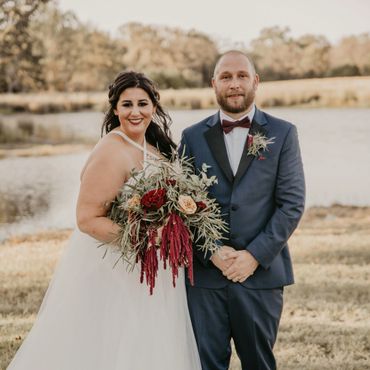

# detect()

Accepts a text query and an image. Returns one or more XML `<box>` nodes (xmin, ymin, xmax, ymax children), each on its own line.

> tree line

<box><xmin>1</xmin><ymin>0</ymin><xmax>370</xmax><ymax>93</ymax></box>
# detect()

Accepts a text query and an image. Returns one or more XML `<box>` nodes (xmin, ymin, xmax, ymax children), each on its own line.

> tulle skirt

<box><xmin>7</xmin><ymin>229</ymin><xmax>201</xmax><ymax>370</ymax></box>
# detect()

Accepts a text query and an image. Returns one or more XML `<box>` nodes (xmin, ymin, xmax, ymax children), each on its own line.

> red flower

<box><xmin>196</xmin><ymin>201</ymin><xmax>207</xmax><ymax>211</ymax></box>
<box><xmin>165</xmin><ymin>179</ymin><xmax>177</xmax><ymax>187</ymax></box>
<box><xmin>247</xmin><ymin>134</ymin><xmax>254</xmax><ymax>147</ymax></box>
<box><xmin>141</xmin><ymin>188</ymin><xmax>167</xmax><ymax>210</ymax></box>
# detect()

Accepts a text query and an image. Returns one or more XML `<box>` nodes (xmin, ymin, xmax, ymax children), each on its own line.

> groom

<box><xmin>180</xmin><ymin>50</ymin><xmax>305</xmax><ymax>370</ymax></box>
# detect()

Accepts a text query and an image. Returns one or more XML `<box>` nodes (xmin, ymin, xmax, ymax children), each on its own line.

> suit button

<box><xmin>231</xmin><ymin>204</ymin><xmax>239</xmax><ymax>211</ymax></box>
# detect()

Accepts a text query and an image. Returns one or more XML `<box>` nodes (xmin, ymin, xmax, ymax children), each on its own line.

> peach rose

<box><xmin>178</xmin><ymin>195</ymin><xmax>197</xmax><ymax>215</ymax></box>
<box><xmin>127</xmin><ymin>194</ymin><xmax>141</xmax><ymax>208</ymax></box>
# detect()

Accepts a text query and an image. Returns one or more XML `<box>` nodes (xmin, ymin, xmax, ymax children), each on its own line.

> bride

<box><xmin>7</xmin><ymin>71</ymin><xmax>201</xmax><ymax>370</ymax></box>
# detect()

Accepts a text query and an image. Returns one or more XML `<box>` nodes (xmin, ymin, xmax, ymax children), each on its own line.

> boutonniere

<box><xmin>247</xmin><ymin>132</ymin><xmax>275</xmax><ymax>159</ymax></box>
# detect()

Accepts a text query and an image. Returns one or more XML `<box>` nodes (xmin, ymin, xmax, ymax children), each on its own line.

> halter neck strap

<box><xmin>110</xmin><ymin>130</ymin><xmax>158</xmax><ymax>160</ymax></box>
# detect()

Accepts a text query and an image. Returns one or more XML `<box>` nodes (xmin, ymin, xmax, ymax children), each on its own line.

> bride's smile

<box><xmin>114</xmin><ymin>87</ymin><xmax>156</xmax><ymax>142</ymax></box>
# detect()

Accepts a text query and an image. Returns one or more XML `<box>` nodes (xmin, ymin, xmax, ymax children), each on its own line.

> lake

<box><xmin>1</xmin><ymin>107</ymin><xmax>370</xmax><ymax>240</ymax></box>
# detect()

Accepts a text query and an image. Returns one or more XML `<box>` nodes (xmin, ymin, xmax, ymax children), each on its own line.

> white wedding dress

<box><xmin>7</xmin><ymin>131</ymin><xmax>201</xmax><ymax>370</ymax></box>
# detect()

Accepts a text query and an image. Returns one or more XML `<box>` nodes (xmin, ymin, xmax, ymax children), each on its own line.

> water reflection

<box><xmin>0</xmin><ymin>186</ymin><xmax>50</xmax><ymax>223</ymax></box>
<box><xmin>0</xmin><ymin>152</ymin><xmax>88</xmax><ymax>240</ymax></box>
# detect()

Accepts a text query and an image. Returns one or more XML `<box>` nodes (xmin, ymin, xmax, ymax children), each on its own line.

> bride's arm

<box><xmin>76</xmin><ymin>137</ymin><xmax>129</xmax><ymax>243</ymax></box>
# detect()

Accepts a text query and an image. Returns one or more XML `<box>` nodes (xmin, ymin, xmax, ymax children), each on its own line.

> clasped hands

<box><xmin>210</xmin><ymin>245</ymin><xmax>258</xmax><ymax>283</ymax></box>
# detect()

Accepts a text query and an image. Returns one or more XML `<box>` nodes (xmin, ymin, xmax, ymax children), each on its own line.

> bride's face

<box><xmin>114</xmin><ymin>87</ymin><xmax>156</xmax><ymax>141</ymax></box>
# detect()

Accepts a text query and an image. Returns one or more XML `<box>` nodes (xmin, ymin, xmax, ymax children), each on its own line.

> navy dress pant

<box><xmin>187</xmin><ymin>284</ymin><xmax>283</xmax><ymax>370</ymax></box>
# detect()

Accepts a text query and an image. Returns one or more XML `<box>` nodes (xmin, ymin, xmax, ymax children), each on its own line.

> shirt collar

<box><xmin>219</xmin><ymin>104</ymin><xmax>256</xmax><ymax>123</ymax></box>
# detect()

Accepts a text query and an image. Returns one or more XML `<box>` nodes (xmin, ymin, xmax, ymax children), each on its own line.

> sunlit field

<box><xmin>1</xmin><ymin>206</ymin><xmax>370</xmax><ymax>370</ymax></box>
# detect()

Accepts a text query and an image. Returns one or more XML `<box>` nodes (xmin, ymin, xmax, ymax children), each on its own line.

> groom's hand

<box><xmin>222</xmin><ymin>250</ymin><xmax>259</xmax><ymax>283</ymax></box>
<box><xmin>210</xmin><ymin>246</ymin><xmax>236</xmax><ymax>272</ymax></box>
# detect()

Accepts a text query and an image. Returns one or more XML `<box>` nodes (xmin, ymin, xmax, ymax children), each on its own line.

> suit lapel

<box><xmin>234</xmin><ymin>110</ymin><xmax>268</xmax><ymax>186</ymax></box>
<box><xmin>204</xmin><ymin>115</ymin><xmax>234</xmax><ymax>183</ymax></box>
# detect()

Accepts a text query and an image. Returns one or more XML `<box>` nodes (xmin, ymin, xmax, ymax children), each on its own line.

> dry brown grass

<box><xmin>160</xmin><ymin>88</ymin><xmax>218</xmax><ymax>110</ymax></box>
<box><xmin>1</xmin><ymin>206</ymin><xmax>370</xmax><ymax>370</ymax></box>
<box><xmin>0</xmin><ymin>77</ymin><xmax>369</xmax><ymax>114</ymax></box>
<box><xmin>257</xmin><ymin>77</ymin><xmax>370</xmax><ymax>108</ymax></box>
<box><xmin>162</xmin><ymin>77</ymin><xmax>370</xmax><ymax>110</ymax></box>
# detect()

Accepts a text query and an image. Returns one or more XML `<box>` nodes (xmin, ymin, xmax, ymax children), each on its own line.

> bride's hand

<box><xmin>222</xmin><ymin>250</ymin><xmax>259</xmax><ymax>283</ymax></box>
<box><xmin>210</xmin><ymin>245</ymin><xmax>236</xmax><ymax>272</ymax></box>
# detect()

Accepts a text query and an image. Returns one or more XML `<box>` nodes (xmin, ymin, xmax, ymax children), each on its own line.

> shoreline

<box><xmin>0</xmin><ymin>143</ymin><xmax>92</xmax><ymax>159</ymax></box>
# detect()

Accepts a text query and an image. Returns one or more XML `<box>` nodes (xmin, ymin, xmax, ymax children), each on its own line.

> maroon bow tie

<box><xmin>221</xmin><ymin>116</ymin><xmax>251</xmax><ymax>134</ymax></box>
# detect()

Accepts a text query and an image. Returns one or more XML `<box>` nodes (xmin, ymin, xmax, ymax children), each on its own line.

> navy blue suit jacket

<box><xmin>180</xmin><ymin>108</ymin><xmax>305</xmax><ymax>289</ymax></box>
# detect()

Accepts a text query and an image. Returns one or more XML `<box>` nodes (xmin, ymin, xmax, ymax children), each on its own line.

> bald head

<box><xmin>213</xmin><ymin>51</ymin><xmax>256</xmax><ymax>78</ymax></box>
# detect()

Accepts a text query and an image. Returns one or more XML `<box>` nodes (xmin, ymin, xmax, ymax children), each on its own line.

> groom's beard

<box><xmin>215</xmin><ymin>89</ymin><xmax>255</xmax><ymax>114</ymax></box>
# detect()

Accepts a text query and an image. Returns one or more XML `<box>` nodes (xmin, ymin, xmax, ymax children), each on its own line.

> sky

<box><xmin>57</xmin><ymin>0</ymin><xmax>370</xmax><ymax>47</ymax></box>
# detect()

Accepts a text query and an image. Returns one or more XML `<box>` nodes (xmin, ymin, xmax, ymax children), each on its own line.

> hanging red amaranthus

<box><xmin>140</xmin><ymin>228</ymin><xmax>159</xmax><ymax>295</ymax></box>
<box><xmin>160</xmin><ymin>212</ymin><xmax>194</xmax><ymax>287</ymax></box>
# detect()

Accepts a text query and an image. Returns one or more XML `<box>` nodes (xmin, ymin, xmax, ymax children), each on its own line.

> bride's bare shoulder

<box><xmin>80</xmin><ymin>132</ymin><xmax>131</xmax><ymax>180</ymax></box>
<box><xmin>94</xmin><ymin>131</ymin><xmax>130</xmax><ymax>152</ymax></box>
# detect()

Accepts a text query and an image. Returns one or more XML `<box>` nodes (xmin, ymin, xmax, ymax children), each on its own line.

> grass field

<box><xmin>1</xmin><ymin>206</ymin><xmax>370</xmax><ymax>369</ymax></box>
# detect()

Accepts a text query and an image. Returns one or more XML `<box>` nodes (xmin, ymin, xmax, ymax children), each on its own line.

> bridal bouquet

<box><xmin>107</xmin><ymin>156</ymin><xmax>227</xmax><ymax>294</ymax></box>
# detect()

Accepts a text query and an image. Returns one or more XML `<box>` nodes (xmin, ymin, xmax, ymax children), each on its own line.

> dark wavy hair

<box><xmin>101</xmin><ymin>71</ymin><xmax>176</xmax><ymax>159</ymax></box>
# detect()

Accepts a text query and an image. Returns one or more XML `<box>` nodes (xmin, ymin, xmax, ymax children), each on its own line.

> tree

<box><xmin>29</xmin><ymin>1</ymin><xmax>125</xmax><ymax>91</ymax></box>
<box><xmin>250</xmin><ymin>26</ymin><xmax>296</xmax><ymax>80</ymax></box>
<box><xmin>0</xmin><ymin>0</ymin><xmax>49</xmax><ymax>92</ymax></box>
<box><xmin>117</xmin><ymin>22</ymin><xmax>218</xmax><ymax>88</ymax></box>
<box><xmin>170</xmin><ymin>29</ymin><xmax>219</xmax><ymax>87</ymax></box>
<box><xmin>293</xmin><ymin>34</ymin><xmax>330</xmax><ymax>78</ymax></box>
<box><xmin>329</xmin><ymin>33</ymin><xmax>370</xmax><ymax>77</ymax></box>
<box><xmin>250</xmin><ymin>27</ymin><xmax>332</xmax><ymax>80</ymax></box>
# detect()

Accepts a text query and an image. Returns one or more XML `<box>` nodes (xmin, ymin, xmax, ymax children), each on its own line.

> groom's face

<box><xmin>212</xmin><ymin>54</ymin><xmax>259</xmax><ymax>117</ymax></box>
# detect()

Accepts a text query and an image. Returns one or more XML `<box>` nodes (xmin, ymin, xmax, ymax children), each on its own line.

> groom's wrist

<box><xmin>245</xmin><ymin>246</ymin><xmax>268</xmax><ymax>269</ymax></box>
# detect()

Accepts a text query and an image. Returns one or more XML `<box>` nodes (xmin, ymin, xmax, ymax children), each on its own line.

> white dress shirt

<box><xmin>220</xmin><ymin>105</ymin><xmax>256</xmax><ymax>175</ymax></box>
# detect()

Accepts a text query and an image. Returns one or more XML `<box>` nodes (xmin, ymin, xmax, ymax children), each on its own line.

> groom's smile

<box><xmin>227</xmin><ymin>92</ymin><xmax>245</xmax><ymax>101</ymax></box>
